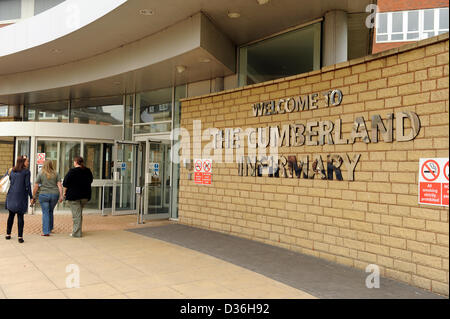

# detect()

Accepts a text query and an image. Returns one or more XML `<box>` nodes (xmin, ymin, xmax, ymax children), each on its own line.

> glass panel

<box><xmin>124</xmin><ymin>95</ymin><xmax>134</xmax><ymax>140</ymax></box>
<box><xmin>170</xmin><ymin>85</ymin><xmax>185</xmax><ymax>219</ymax></box>
<box><xmin>115</xmin><ymin>143</ymin><xmax>136</xmax><ymax>211</ymax></box>
<box><xmin>147</xmin><ymin>143</ymin><xmax>165</xmax><ymax>214</ymax></box>
<box><xmin>83</xmin><ymin>143</ymin><xmax>101</xmax><ymax>179</ymax></box>
<box><xmin>0</xmin><ymin>0</ymin><xmax>21</xmax><ymax>20</ymax></box>
<box><xmin>439</xmin><ymin>8</ymin><xmax>449</xmax><ymax>30</ymax></box>
<box><xmin>407</xmin><ymin>33</ymin><xmax>419</xmax><ymax>40</ymax></box>
<box><xmin>391</xmin><ymin>33</ymin><xmax>404</xmax><ymax>41</ymax></box>
<box><xmin>34</xmin><ymin>0</ymin><xmax>65</xmax><ymax>15</ymax></box>
<box><xmin>36</xmin><ymin>140</ymin><xmax>58</xmax><ymax>177</ymax></box>
<box><xmin>376</xmin><ymin>34</ymin><xmax>388</xmax><ymax>42</ymax></box>
<box><xmin>134</xmin><ymin>122</ymin><xmax>172</xmax><ymax>134</ymax></box>
<box><xmin>26</xmin><ymin>101</ymin><xmax>69</xmax><ymax>122</ymax></box>
<box><xmin>71</xmin><ymin>96</ymin><xmax>123</xmax><ymax>126</ymax></box>
<box><xmin>408</xmin><ymin>11</ymin><xmax>419</xmax><ymax>31</ymax></box>
<box><xmin>59</xmin><ymin>141</ymin><xmax>81</xmax><ymax>179</ymax></box>
<box><xmin>424</xmin><ymin>10</ymin><xmax>434</xmax><ymax>30</ymax></box>
<box><xmin>85</xmin><ymin>187</ymin><xmax>101</xmax><ymax>210</ymax></box>
<box><xmin>377</xmin><ymin>34</ymin><xmax>388</xmax><ymax>42</ymax></box>
<box><xmin>17</xmin><ymin>139</ymin><xmax>30</xmax><ymax>159</ymax></box>
<box><xmin>0</xmin><ymin>106</ymin><xmax>7</xmax><ymax>117</ymax></box>
<box><xmin>426</xmin><ymin>31</ymin><xmax>436</xmax><ymax>38</ymax></box>
<box><xmin>377</xmin><ymin>13</ymin><xmax>388</xmax><ymax>34</ymax></box>
<box><xmin>392</xmin><ymin>12</ymin><xmax>403</xmax><ymax>32</ymax></box>
<box><xmin>102</xmin><ymin>143</ymin><xmax>113</xmax><ymax>179</ymax></box>
<box><xmin>239</xmin><ymin>22</ymin><xmax>321</xmax><ymax>86</ymax></box>
<box><xmin>135</xmin><ymin>88</ymin><xmax>172</xmax><ymax>124</ymax></box>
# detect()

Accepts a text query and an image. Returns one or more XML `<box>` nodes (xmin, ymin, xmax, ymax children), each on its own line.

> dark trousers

<box><xmin>6</xmin><ymin>211</ymin><xmax>24</xmax><ymax>237</ymax></box>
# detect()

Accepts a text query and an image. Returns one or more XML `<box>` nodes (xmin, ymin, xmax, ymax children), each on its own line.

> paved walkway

<box><xmin>0</xmin><ymin>226</ymin><xmax>315</xmax><ymax>299</ymax></box>
<box><xmin>0</xmin><ymin>212</ymin><xmax>152</xmax><ymax>235</ymax></box>
<box><xmin>0</xmin><ymin>216</ymin><xmax>445</xmax><ymax>299</ymax></box>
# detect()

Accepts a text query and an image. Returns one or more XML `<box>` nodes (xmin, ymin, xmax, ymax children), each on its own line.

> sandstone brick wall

<box><xmin>0</xmin><ymin>141</ymin><xmax>14</xmax><ymax>204</ymax></box>
<box><xmin>178</xmin><ymin>34</ymin><xmax>449</xmax><ymax>295</ymax></box>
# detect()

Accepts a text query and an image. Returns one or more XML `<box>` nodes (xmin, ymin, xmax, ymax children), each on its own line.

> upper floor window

<box><xmin>0</xmin><ymin>0</ymin><xmax>21</xmax><ymax>21</ymax></box>
<box><xmin>34</xmin><ymin>0</ymin><xmax>65</xmax><ymax>15</ymax></box>
<box><xmin>376</xmin><ymin>8</ymin><xmax>449</xmax><ymax>43</ymax></box>
<box><xmin>238</xmin><ymin>21</ymin><xmax>321</xmax><ymax>87</ymax></box>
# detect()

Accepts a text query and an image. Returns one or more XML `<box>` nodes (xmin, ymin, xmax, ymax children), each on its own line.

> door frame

<box><xmin>112</xmin><ymin>140</ymin><xmax>140</xmax><ymax>216</ymax></box>
<box><xmin>144</xmin><ymin>136</ymin><xmax>172</xmax><ymax>220</ymax></box>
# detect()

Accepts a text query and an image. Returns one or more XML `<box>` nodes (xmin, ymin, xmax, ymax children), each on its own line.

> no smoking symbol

<box><xmin>422</xmin><ymin>160</ymin><xmax>440</xmax><ymax>182</ymax></box>
<box><xmin>194</xmin><ymin>160</ymin><xmax>202</xmax><ymax>172</ymax></box>
<box><xmin>444</xmin><ymin>161</ymin><xmax>449</xmax><ymax>181</ymax></box>
<box><xmin>203</xmin><ymin>161</ymin><xmax>211</xmax><ymax>172</ymax></box>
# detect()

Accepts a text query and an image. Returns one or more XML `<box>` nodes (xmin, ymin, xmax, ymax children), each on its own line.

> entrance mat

<box><xmin>128</xmin><ymin>224</ymin><xmax>443</xmax><ymax>299</ymax></box>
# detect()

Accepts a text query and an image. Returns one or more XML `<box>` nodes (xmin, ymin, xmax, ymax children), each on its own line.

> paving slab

<box><xmin>129</xmin><ymin>224</ymin><xmax>445</xmax><ymax>299</ymax></box>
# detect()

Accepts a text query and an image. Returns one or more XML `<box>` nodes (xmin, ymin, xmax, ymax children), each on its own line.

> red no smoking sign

<box><xmin>193</xmin><ymin>159</ymin><xmax>212</xmax><ymax>185</ymax></box>
<box><xmin>418</xmin><ymin>158</ymin><xmax>449</xmax><ymax>206</ymax></box>
<box><xmin>421</xmin><ymin>160</ymin><xmax>439</xmax><ymax>182</ymax></box>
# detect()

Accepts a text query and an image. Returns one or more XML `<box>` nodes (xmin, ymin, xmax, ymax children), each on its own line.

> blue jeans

<box><xmin>39</xmin><ymin>193</ymin><xmax>59</xmax><ymax>235</ymax></box>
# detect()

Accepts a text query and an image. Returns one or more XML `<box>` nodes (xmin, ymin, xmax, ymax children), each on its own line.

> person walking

<box><xmin>32</xmin><ymin>160</ymin><xmax>63</xmax><ymax>236</ymax></box>
<box><xmin>5</xmin><ymin>156</ymin><xmax>32</xmax><ymax>243</ymax></box>
<box><xmin>63</xmin><ymin>156</ymin><xmax>93</xmax><ymax>238</ymax></box>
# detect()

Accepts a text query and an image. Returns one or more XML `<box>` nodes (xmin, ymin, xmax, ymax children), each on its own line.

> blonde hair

<box><xmin>42</xmin><ymin>160</ymin><xmax>56</xmax><ymax>179</ymax></box>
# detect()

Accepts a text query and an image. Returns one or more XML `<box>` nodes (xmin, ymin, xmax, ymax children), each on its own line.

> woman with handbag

<box><xmin>5</xmin><ymin>156</ymin><xmax>32</xmax><ymax>243</ymax></box>
<box><xmin>32</xmin><ymin>160</ymin><xmax>63</xmax><ymax>236</ymax></box>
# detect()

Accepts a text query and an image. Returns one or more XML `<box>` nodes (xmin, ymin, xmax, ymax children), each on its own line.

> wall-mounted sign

<box><xmin>37</xmin><ymin>153</ymin><xmax>45</xmax><ymax>165</ymax></box>
<box><xmin>149</xmin><ymin>162</ymin><xmax>160</xmax><ymax>183</ymax></box>
<box><xmin>194</xmin><ymin>159</ymin><xmax>212</xmax><ymax>185</ymax></box>
<box><xmin>418</xmin><ymin>158</ymin><xmax>449</xmax><ymax>206</ymax></box>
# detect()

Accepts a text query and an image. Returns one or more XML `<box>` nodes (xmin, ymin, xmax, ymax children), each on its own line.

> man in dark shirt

<box><xmin>63</xmin><ymin>156</ymin><xmax>93</xmax><ymax>238</ymax></box>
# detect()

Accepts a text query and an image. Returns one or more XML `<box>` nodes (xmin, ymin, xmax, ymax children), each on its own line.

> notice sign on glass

<box><xmin>418</xmin><ymin>158</ymin><xmax>449</xmax><ymax>206</ymax></box>
<box><xmin>194</xmin><ymin>159</ymin><xmax>212</xmax><ymax>185</ymax></box>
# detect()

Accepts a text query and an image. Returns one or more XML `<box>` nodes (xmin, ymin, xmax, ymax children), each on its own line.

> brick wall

<box><xmin>377</xmin><ymin>0</ymin><xmax>448</xmax><ymax>12</ymax></box>
<box><xmin>0</xmin><ymin>141</ymin><xmax>14</xmax><ymax>204</ymax></box>
<box><xmin>179</xmin><ymin>34</ymin><xmax>449</xmax><ymax>295</ymax></box>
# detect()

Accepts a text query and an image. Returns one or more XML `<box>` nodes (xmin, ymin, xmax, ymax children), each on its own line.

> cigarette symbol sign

<box><xmin>203</xmin><ymin>160</ymin><xmax>211</xmax><ymax>172</ymax></box>
<box><xmin>194</xmin><ymin>160</ymin><xmax>202</xmax><ymax>172</ymax></box>
<box><xmin>418</xmin><ymin>158</ymin><xmax>449</xmax><ymax>207</ymax></box>
<box><xmin>421</xmin><ymin>160</ymin><xmax>439</xmax><ymax>182</ymax></box>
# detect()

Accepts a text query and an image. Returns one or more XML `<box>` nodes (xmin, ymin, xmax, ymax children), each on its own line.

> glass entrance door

<box><xmin>144</xmin><ymin>139</ymin><xmax>171</xmax><ymax>219</ymax></box>
<box><xmin>112</xmin><ymin>141</ymin><xmax>139</xmax><ymax>215</ymax></box>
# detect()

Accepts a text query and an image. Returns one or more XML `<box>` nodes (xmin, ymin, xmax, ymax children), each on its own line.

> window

<box><xmin>134</xmin><ymin>88</ymin><xmax>172</xmax><ymax>135</ymax></box>
<box><xmin>376</xmin><ymin>8</ymin><xmax>449</xmax><ymax>43</ymax></box>
<box><xmin>0</xmin><ymin>0</ymin><xmax>21</xmax><ymax>21</ymax></box>
<box><xmin>34</xmin><ymin>0</ymin><xmax>65</xmax><ymax>15</ymax></box>
<box><xmin>238</xmin><ymin>22</ymin><xmax>321</xmax><ymax>86</ymax></box>
<box><xmin>0</xmin><ymin>105</ymin><xmax>8</xmax><ymax>117</ymax></box>
<box><xmin>26</xmin><ymin>101</ymin><xmax>69</xmax><ymax>122</ymax></box>
<box><xmin>70</xmin><ymin>96</ymin><xmax>123</xmax><ymax>126</ymax></box>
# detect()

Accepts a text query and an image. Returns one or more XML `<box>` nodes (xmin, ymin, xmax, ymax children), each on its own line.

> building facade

<box><xmin>0</xmin><ymin>0</ymin><xmax>448</xmax><ymax>295</ymax></box>
<box><xmin>373</xmin><ymin>0</ymin><xmax>449</xmax><ymax>53</ymax></box>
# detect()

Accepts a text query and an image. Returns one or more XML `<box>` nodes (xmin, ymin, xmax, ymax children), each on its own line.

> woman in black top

<box><xmin>63</xmin><ymin>156</ymin><xmax>93</xmax><ymax>238</ymax></box>
<box><xmin>5</xmin><ymin>156</ymin><xmax>32</xmax><ymax>243</ymax></box>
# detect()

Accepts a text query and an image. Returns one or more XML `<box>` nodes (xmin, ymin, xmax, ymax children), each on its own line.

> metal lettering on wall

<box><xmin>215</xmin><ymin>88</ymin><xmax>421</xmax><ymax>181</ymax></box>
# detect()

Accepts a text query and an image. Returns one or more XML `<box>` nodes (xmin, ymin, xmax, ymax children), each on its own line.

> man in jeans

<box><xmin>63</xmin><ymin>156</ymin><xmax>93</xmax><ymax>238</ymax></box>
